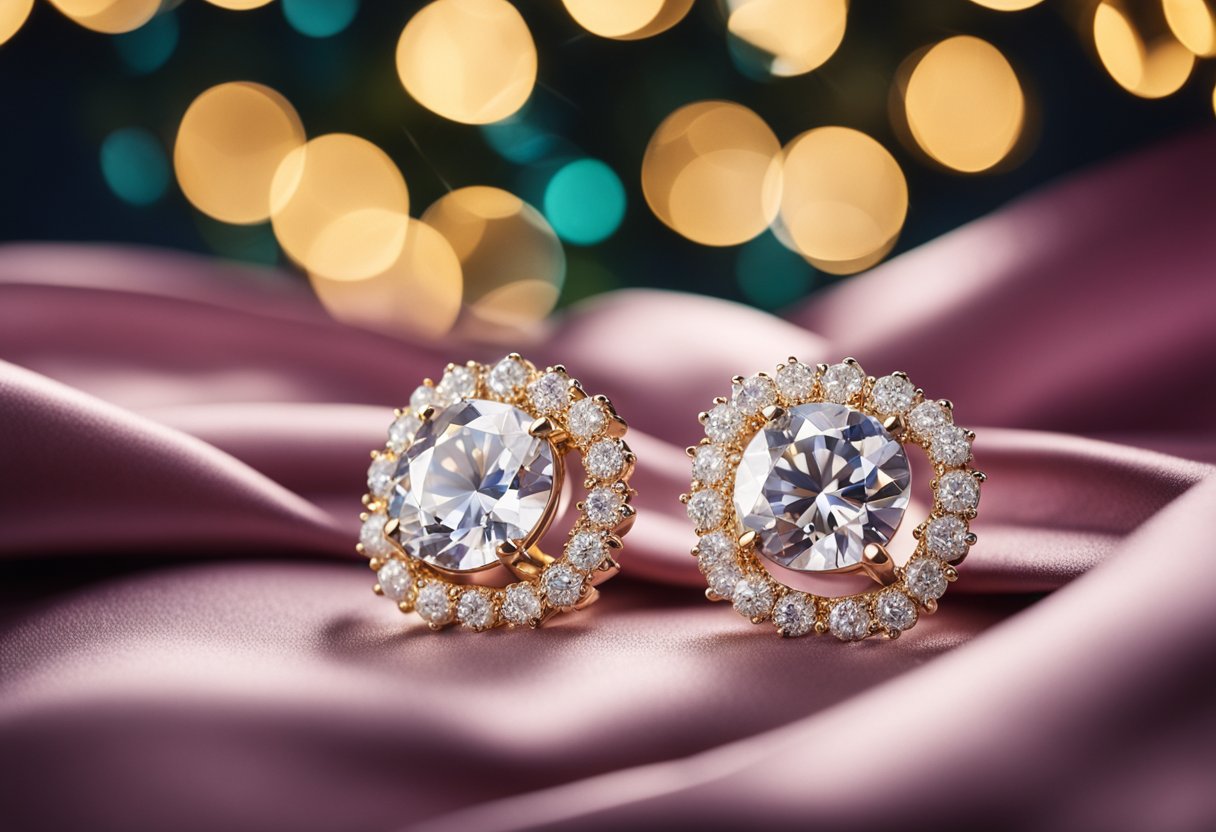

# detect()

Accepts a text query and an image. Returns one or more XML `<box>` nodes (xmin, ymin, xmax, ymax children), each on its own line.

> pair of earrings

<box><xmin>357</xmin><ymin>354</ymin><xmax>981</xmax><ymax>641</ymax></box>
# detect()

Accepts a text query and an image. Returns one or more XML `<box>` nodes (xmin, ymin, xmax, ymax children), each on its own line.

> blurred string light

<box><xmin>1162</xmin><ymin>0</ymin><xmax>1216</xmax><ymax>57</ymax></box>
<box><xmin>735</xmin><ymin>231</ymin><xmax>814</xmax><ymax>309</ymax></box>
<box><xmin>1093</xmin><ymin>1</ymin><xmax>1194</xmax><ymax>98</ymax></box>
<box><xmin>723</xmin><ymin>0</ymin><xmax>847</xmax><ymax>78</ymax></box>
<box><xmin>0</xmin><ymin>0</ymin><xmax>33</xmax><ymax>46</ymax></box>
<box><xmin>174</xmin><ymin>81</ymin><xmax>306</xmax><ymax>224</ymax></box>
<box><xmin>543</xmin><ymin>158</ymin><xmax>626</xmax><ymax>245</ymax></box>
<box><xmin>422</xmin><ymin>186</ymin><xmax>565</xmax><ymax>329</ymax></box>
<box><xmin>309</xmin><ymin>218</ymin><xmax>463</xmax><ymax>338</ymax></box>
<box><xmin>47</xmin><ymin>0</ymin><xmax>159</xmax><ymax>33</ymax></box>
<box><xmin>641</xmin><ymin>101</ymin><xmax>782</xmax><ymax>246</ymax></box>
<box><xmin>560</xmin><ymin>0</ymin><xmax>693</xmax><ymax>40</ymax></box>
<box><xmin>270</xmin><ymin>133</ymin><xmax>410</xmax><ymax>282</ymax></box>
<box><xmin>282</xmin><ymin>0</ymin><xmax>358</xmax><ymax>39</ymax></box>
<box><xmin>113</xmin><ymin>11</ymin><xmax>178</xmax><ymax>74</ymax></box>
<box><xmin>396</xmin><ymin>0</ymin><xmax>537</xmax><ymax>125</ymax></box>
<box><xmin>968</xmin><ymin>0</ymin><xmax>1043</xmax><ymax>10</ymax></box>
<box><xmin>901</xmin><ymin>36</ymin><xmax>1025</xmax><ymax>173</ymax></box>
<box><xmin>100</xmin><ymin>127</ymin><xmax>170</xmax><ymax>206</ymax></box>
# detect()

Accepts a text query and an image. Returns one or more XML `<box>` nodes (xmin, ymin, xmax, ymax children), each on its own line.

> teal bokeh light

<box><xmin>736</xmin><ymin>231</ymin><xmax>816</xmax><ymax>309</ymax></box>
<box><xmin>283</xmin><ymin>0</ymin><xmax>359</xmax><ymax>38</ymax></box>
<box><xmin>113</xmin><ymin>12</ymin><xmax>178</xmax><ymax>75</ymax></box>
<box><xmin>481</xmin><ymin>116</ymin><xmax>557</xmax><ymax>164</ymax></box>
<box><xmin>100</xmin><ymin>128</ymin><xmax>170</xmax><ymax>207</ymax></box>
<box><xmin>543</xmin><ymin>159</ymin><xmax>625</xmax><ymax>246</ymax></box>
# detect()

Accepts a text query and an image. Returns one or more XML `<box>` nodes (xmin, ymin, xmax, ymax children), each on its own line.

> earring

<box><xmin>682</xmin><ymin>357</ymin><xmax>982</xmax><ymax>641</ymax></box>
<box><xmin>358</xmin><ymin>355</ymin><xmax>637</xmax><ymax>631</ymax></box>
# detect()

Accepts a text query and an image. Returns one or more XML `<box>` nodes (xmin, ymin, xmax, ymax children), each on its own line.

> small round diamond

<box><xmin>585</xmin><ymin>486</ymin><xmax>623</xmax><ymax>527</ymax></box>
<box><xmin>376</xmin><ymin>559</ymin><xmax>413</xmax><ymax>602</ymax></box>
<box><xmin>732</xmin><ymin>575</ymin><xmax>775</xmax><ymax>620</ymax></box>
<box><xmin>488</xmin><ymin>355</ymin><xmax>529</xmax><ymax>398</ymax></box>
<box><xmin>686</xmin><ymin>489</ymin><xmax>725</xmax><ymax>532</ymax></box>
<box><xmin>707</xmin><ymin>563</ymin><xmax>743</xmax><ymax>598</ymax></box>
<box><xmin>410</xmin><ymin>384</ymin><xmax>436</xmax><ymax>413</ymax></box>
<box><xmin>904</xmin><ymin>557</ymin><xmax>948</xmax><ymax>602</ymax></box>
<box><xmin>585</xmin><ymin>439</ymin><xmax>626</xmax><ymax>479</ymax></box>
<box><xmin>772</xmin><ymin>591</ymin><xmax>816</xmax><ymax>637</ymax></box>
<box><xmin>908</xmin><ymin>400</ymin><xmax>951</xmax><ymax>439</ymax></box>
<box><xmin>925</xmin><ymin>515</ymin><xmax>970</xmax><ymax>559</ymax></box>
<box><xmin>567</xmin><ymin>397</ymin><xmax>607</xmax><ymax>439</ymax></box>
<box><xmin>436</xmin><ymin>365</ymin><xmax>478</xmax><ymax>402</ymax></box>
<box><xmin>937</xmin><ymin>470</ymin><xmax>980</xmax><ymax>514</ymax></box>
<box><xmin>415</xmin><ymin>582</ymin><xmax>453</xmax><ymax>626</ymax></box>
<box><xmin>692</xmin><ymin>444</ymin><xmax>729</xmax><ymax>485</ymax></box>
<box><xmin>821</xmin><ymin>362</ymin><xmax>864</xmax><ymax>403</ymax></box>
<box><xmin>367</xmin><ymin>453</ymin><xmax>397</xmax><ymax>498</ymax></box>
<box><xmin>696</xmin><ymin>531</ymin><xmax>736</xmax><ymax>573</ymax></box>
<box><xmin>542</xmin><ymin>563</ymin><xmax>584</xmax><ymax>607</ymax></box>
<box><xmin>732</xmin><ymin>375</ymin><xmax>777</xmax><ymax>415</ymax></box>
<box><xmin>871</xmin><ymin>374</ymin><xmax>915</xmax><ymax>415</ymax></box>
<box><xmin>528</xmin><ymin>371</ymin><xmax>569</xmax><ymax>414</ymax></box>
<box><xmin>704</xmin><ymin>403</ymin><xmax>744</xmax><ymax>443</ymax></box>
<box><xmin>875</xmin><ymin>589</ymin><xmax>917</xmax><ymax>633</ymax></box>
<box><xmin>501</xmin><ymin>583</ymin><xmax>541</xmax><ymax>626</ymax></box>
<box><xmin>828</xmin><ymin>598</ymin><xmax>872</xmax><ymax>641</ymax></box>
<box><xmin>776</xmin><ymin>360</ymin><xmax>815</xmax><ymax>402</ymax></box>
<box><xmin>931</xmin><ymin>425</ymin><xmax>972</xmax><ymax>466</ymax></box>
<box><xmin>456</xmin><ymin>589</ymin><xmax>495</xmax><ymax>631</ymax></box>
<box><xmin>566</xmin><ymin>531</ymin><xmax>607</xmax><ymax>571</ymax></box>
<box><xmin>360</xmin><ymin>513</ymin><xmax>394</xmax><ymax>558</ymax></box>
<box><xmin>388</xmin><ymin>413</ymin><xmax>421</xmax><ymax>452</ymax></box>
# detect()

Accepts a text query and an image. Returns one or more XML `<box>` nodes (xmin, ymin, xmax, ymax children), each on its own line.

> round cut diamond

<box><xmin>389</xmin><ymin>399</ymin><xmax>555</xmax><ymax>572</ymax></box>
<box><xmin>567</xmin><ymin>397</ymin><xmax>607</xmax><ymax>438</ymax></box>
<box><xmin>360</xmin><ymin>513</ymin><xmax>394</xmax><ymax>558</ymax></box>
<box><xmin>776</xmin><ymin>360</ymin><xmax>815</xmax><ymax>402</ymax></box>
<box><xmin>707</xmin><ymin>563</ymin><xmax>743</xmax><ymax>598</ymax></box>
<box><xmin>501</xmin><ymin>583</ymin><xmax>541</xmax><ymax>626</ymax></box>
<box><xmin>692</xmin><ymin>444</ymin><xmax>729</xmax><ymax>485</ymax></box>
<box><xmin>686</xmin><ymin>489</ymin><xmax>726</xmax><ymax>532</ymax></box>
<box><xmin>829</xmin><ymin>598</ymin><xmax>872</xmax><ymax>641</ymax></box>
<box><xmin>456</xmin><ymin>589</ymin><xmax>495</xmax><ymax>630</ymax></box>
<box><xmin>488</xmin><ymin>355</ymin><xmax>529</xmax><ymax>397</ymax></box>
<box><xmin>772</xmin><ymin>591</ymin><xmax>816</xmax><ymax>637</ymax></box>
<box><xmin>388</xmin><ymin>413</ymin><xmax>422</xmax><ymax>452</ymax></box>
<box><xmin>585</xmin><ymin>439</ymin><xmax>625</xmax><ymax>479</ymax></box>
<box><xmin>542</xmin><ymin>563</ymin><xmax>584</xmax><ymax>607</ymax></box>
<box><xmin>732</xmin><ymin>375</ymin><xmax>777</xmax><ymax>415</ymax></box>
<box><xmin>925</xmin><ymin>515</ymin><xmax>969</xmax><ymax>559</ymax></box>
<box><xmin>367</xmin><ymin>453</ymin><xmax>398</xmax><ymax>499</ymax></box>
<box><xmin>410</xmin><ymin>384</ymin><xmax>437</xmax><ymax>413</ymax></box>
<box><xmin>937</xmin><ymin>471</ymin><xmax>980</xmax><ymax>514</ymax></box>
<box><xmin>376</xmin><ymin>559</ymin><xmax>413</xmax><ymax>602</ymax></box>
<box><xmin>732</xmin><ymin>575</ymin><xmax>774</xmax><ymax>620</ymax></box>
<box><xmin>875</xmin><ymin>589</ymin><xmax>917</xmax><ymax>632</ymax></box>
<box><xmin>585</xmin><ymin>486</ymin><xmax>623</xmax><ymax>527</ymax></box>
<box><xmin>416</xmin><ymin>582</ymin><xmax>453</xmax><ymax>625</ymax></box>
<box><xmin>908</xmin><ymin>400</ymin><xmax>950</xmax><ymax>439</ymax></box>
<box><xmin>931</xmin><ymin>425</ymin><xmax>972</xmax><ymax>466</ymax></box>
<box><xmin>437</xmin><ymin>365</ymin><xmax>478</xmax><ymax>403</ymax></box>
<box><xmin>566</xmin><ymin>531</ymin><xmax>606</xmax><ymax>571</ymax></box>
<box><xmin>696</xmin><ymin>531</ymin><xmax>735</xmax><ymax>573</ymax></box>
<box><xmin>821</xmin><ymin>362</ymin><xmax>864</xmax><ymax>403</ymax></box>
<box><xmin>528</xmin><ymin>371</ymin><xmax>569</xmax><ymax>413</ymax></box>
<box><xmin>734</xmin><ymin>403</ymin><xmax>911</xmax><ymax>572</ymax></box>
<box><xmin>871</xmin><ymin>374</ymin><xmax>915</xmax><ymax>415</ymax></box>
<box><xmin>704</xmin><ymin>403</ymin><xmax>744</xmax><ymax>443</ymax></box>
<box><xmin>904</xmin><ymin>557</ymin><xmax>948</xmax><ymax>602</ymax></box>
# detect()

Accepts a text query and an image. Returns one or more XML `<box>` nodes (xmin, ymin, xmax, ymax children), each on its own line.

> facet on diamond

<box><xmin>389</xmin><ymin>399</ymin><xmax>556</xmax><ymax>572</ymax></box>
<box><xmin>734</xmin><ymin>402</ymin><xmax>911</xmax><ymax>572</ymax></box>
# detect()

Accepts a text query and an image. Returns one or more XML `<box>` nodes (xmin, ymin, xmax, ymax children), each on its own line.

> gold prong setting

<box><xmin>687</xmin><ymin>357</ymin><xmax>982</xmax><ymax>642</ymax></box>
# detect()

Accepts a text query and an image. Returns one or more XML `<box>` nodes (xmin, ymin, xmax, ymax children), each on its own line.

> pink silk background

<box><xmin>1</xmin><ymin>130</ymin><xmax>1215</xmax><ymax>832</ymax></box>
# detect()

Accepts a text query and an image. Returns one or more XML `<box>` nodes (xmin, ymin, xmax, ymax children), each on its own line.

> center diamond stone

<box><xmin>733</xmin><ymin>402</ymin><xmax>910</xmax><ymax>572</ymax></box>
<box><xmin>389</xmin><ymin>399</ymin><xmax>556</xmax><ymax>572</ymax></box>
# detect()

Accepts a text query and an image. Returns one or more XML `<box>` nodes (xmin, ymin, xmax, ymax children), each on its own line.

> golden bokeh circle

<box><xmin>309</xmin><ymin>219</ymin><xmax>463</xmax><ymax>339</ymax></box>
<box><xmin>203</xmin><ymin>0</ymin><xmax>277</xmax><ymax>10</ymax></box>
<box><xmin>421</xmin><ymin>186</ymin><xmax>564</xmax><ymax>328</ymax></box>
<box><xmin>725</xmin><ymin>0</ymin><xmax>847</xmax><ymax>77</ymax></box>
<box><xmin>175</xmin><ymin>81</ymin><xmax>306</xmax><ymax>225</ymax></box>
<box><xmin>396</xmin><ymin>0</ymin><xmax>537</xmax><ymax>125</ymax></box>
<box><xmin>561</xmin><ymin>0</ymin><xmax>694</xmax><ymax>40</ymax></box>
<box><xmin>778</xmin><ymin>126</ymin><xmax>907</xmax><ymax>267</ymax></box>
<box><xmin>1093</xmin><ymin>1</ymin><xmax>1194</xmax><ymax>99</ymax></box>
<box><xmin>270</xmin><ymin>134</ymin><xmax>410</xmax><ymax>282</ymax></box>
<box><xmin>641</xmin><ymin>100</ymin><xmax>782</xmax><ymax>247</ymax></box>
<box><xmin>1163</xmin><ymin>0</ymin><xmax>1216</xmax><ymax>57</ymax></box>
<box><xmin>968</xmin><ymin>0</ymin><xmax>1043</xmax><ymax>10</ymax></box>
<box><xmin>0</xmin><ymin>0</ymin><xmax>33</xmax><ymax>45</ymax></box>
<box><xmin>903</xmin><ymin>36</ymin><xmax>1025</xmax><ymax>173</ymax></box>
<box><xmin>48</xmin><ymin>0</ymin><xmax>160</xmax><ymax>33</ymax></box>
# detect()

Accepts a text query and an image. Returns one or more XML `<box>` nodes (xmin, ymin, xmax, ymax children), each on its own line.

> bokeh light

<box><xmin>543</xmin><ymin>158</ymin><xmax>626</xmax><ymax>245</ymax></box>
<box><xmin>778</xmin><ymin>126</ymin><xmax>907</xmax><ymax>272</ymax></box>
<box><xmin>561</xmin><ymin>0</ymin><xmax>693</xmax><ymax>40</ymax></box>
<box><xmin>0</xmin><ymin>0</ymin><xmax>33</xmax><ymax>46</ymax></box>
<box><xmin>309</xmin><ymin>218</ymin><xmax>463</xmax><ymax>339</ymax></box>
<box><xmin>396</xmin><ymin>0</ymin><xmax>537</xmax><ymax>125</ymax></box>
<box><xmin>100</xmin><ymin>127</ymin><xmax>170</xmax><ymax>206</ymax></box>
<box><xmin>270</xmin><ymin>133</ymin><xmax>410</xmax><ymax>282</ymax></box>
<box><xmin>175</xmin><ymin>81</ymin><xmax>306</xmax><ymax>225</ymax></box>
<box><xmin>969</xmin><ymin>0</ymin><xmax>1043</xmax><ymax>10</ymax></box>
<box><xmin>736</xmin><ymin>231</ymin><xmax>815</xmax><ymax>309</ymax></box>
<box><xmin>1093</xmin><ymin>1</ymin><xmax>1194</xmax><ymax>99</ymax></box>
<box><xmin>903</xmin><ymin>36</ymin><xmax>1025</xmax><ymax>173</ymax></box>
<box><xmin>113</xmin><ymin>11</ymin><xmax>178</xmax><ymax>74</ymax></box>
<box><xmin>282</xmin><ymin>0</ymin><xmax>358</xmax><ymax>39</ymax></box>
<box><xmin>48</xmin><ymin>0</ymin><xmax>160</xmax><ymax>34</ymax></box>
<box><xmin>724</xmin><ymin>0</ymin><xmax>847</xmax><ymax>78</ymax></box>
<box><xmin>204</xmin><ymin>0</ymin><xmax>276</xmax><ymax>10</ymax></box>
<box><xmin>422</xmin><ymin>186</ymin><xmax>564</xmax><ymax>329</ymax></box>
<box><xmin>1163</xmin><ymin>0</ymin><xmax>1216</xmax><ymax>57</ymax></box>
<box><xmin>641</xmin><ymin>100</ymin><xmax>782</xmax><ymax>247</ymax></box>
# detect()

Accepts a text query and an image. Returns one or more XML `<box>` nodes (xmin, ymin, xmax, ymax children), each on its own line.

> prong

<box><xmin>529</xmin><ymin>416</ymin><xmax>569</xmax><ymax>446</ymax></box>
<box><xmin>944</xmin><ymin>565</ymin><xmax>959</xmax><ymax>581</ymax></box>
<box><xmin>882</xmin><ymin>413</ymin><xmax>906</xmax><ymax>434</ymax></box>
<box><xmin>964</xmin><ymin>532</ymin><xmax>978</xmax><ymax>546</ymax></box>
<box><xmin>843</xmin><ymin>356</ymin><xmax>860</xmax><ymax>366</ymax></box>
<box><xmin>419</xmin><ymin>404</ymin><xmax>437</xmax><ymax>422</ymax></box>
<box><xmin>372</xmin><ymin>584</ymin><xmax>384</xmax><ymax>596</ymax></box>
<box><xmin>731</xmin><ymin>374</ymin><xmax>745</xmax><ymax>385</ymax></box>
<box><xmin>939</xmin><ymin>399</ymin><xmax>954</xmax><ymax>413</ymax></box>
<box><xmin>923</xmin><ymin>598</ymin><xmax>938</xmax><ymax>614</ymax></box>
<box><xmin>397</xmin><ymin>601</ymin><xmax>414</xmax><ymax>613</ymax></box>
<box><xmin>361</xmin><ymin>494</ymin><xmax>377</xmax><ymax>509</ymax></box>
<box><xmin>816</xmin><ymin>363</ymin><xmax>829</xmax><ymax>374</ymax></box>
<box><xmin>761</xmin><ymin>404</ymin><xmax>785</xmax><ymax>421</ymax></box>
<box><xmin>697</xmin><ymin>411</ymin><xmax>709</xmax><ymax>424</ymax></box>
<box><xmin>498</xmin><ymin>540</ymin><xmax>519</xmax><ymax>558</ymax></box>
<box><xmin>605</xmin><ymin>534</ymin><xmax>624</xmax><ymax>550</ymax></box>
<box><xmin>973</xmin><ymin>470</ymin><xmax>987</xmax><ymax>482</ymax></box>
<box><xmin>964</xmin><ymin>429</ymin><xmax>976</xmax><ymax>440</ymax></box>
<box><xmin>678</xmin><ymin>493</ymin><xmax>690</xmax><ymax>504</ymax></box>
<box><xmin>860</xmin><ymin>542</ymin><xmax>898</xmax><ymax>586</ymax></box>
<box><xmin>893</xmin><ymin>371</ymin><xmax>909</xmax><ymax>380</ymax></box>
<box><xmin>705</xmin><ymin>588</ymin><xmax>724</xmax><ymax>602</ymax></box>
<box><xmin>712</xmin><ymin>396</ymin><xmax>727</xmax><ymax>405</ymax></box>
<box><xmin>814</xmin><ymin>620</ymin><xmax>828</xmax><ymax>635</ymax></box>
<box><xmin>886</xmin><ymin>629</ymin><xmax>901</xmax><ymax>640</ymax></box>
<box><xmin>393</xmin><ymin>407</ymin><xmax>403</xmax><ymax>418</ymax></box>
<box><xmin>685</xmin><ymin>445</ymin><xmax>699</xmax><ymax>458</ymax></box>
<box><xmin>368</xmin><ymin>557</ymin><xmax>384</xmax><ymax>571</ymax></box>
<box><xmin>738</xmin><ymin>530</ymin><xmax>757</xmax><ymax>550</ymax></box>
<box><xmin>384</xmin><ymin>518</ymin><xmax>400</xmax><ymax>537</ymax></box>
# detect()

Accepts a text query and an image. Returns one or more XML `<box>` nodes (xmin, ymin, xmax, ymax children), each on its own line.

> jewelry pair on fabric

<box><xmin>357</xmin><ymin>354</ymin><xmax>982</xmax><ymax>640</ymax></box>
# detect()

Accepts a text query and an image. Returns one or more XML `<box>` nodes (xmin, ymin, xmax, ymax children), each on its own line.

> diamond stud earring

<box><xmin>682</xmin><ymin>357</ymin><xmax>982</xmax><ymax>641</ymax></box>
<box><xmin>359</xmin><ymin>355</ymin><xmax>637</xmax><ymax>631</ymax></box>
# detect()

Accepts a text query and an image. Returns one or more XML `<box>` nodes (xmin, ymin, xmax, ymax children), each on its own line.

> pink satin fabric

<box><xmin>1</xmin><ymin>130</ymin><xmax>1215</xmax><ymax>832</ymax></box>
